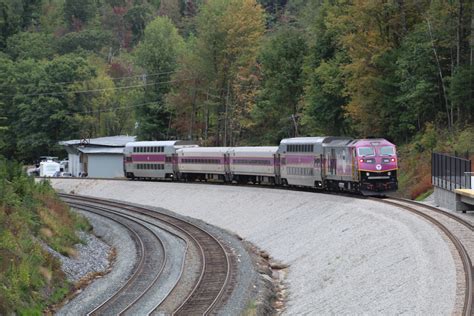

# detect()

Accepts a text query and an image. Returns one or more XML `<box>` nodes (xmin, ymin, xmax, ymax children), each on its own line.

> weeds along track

<box><xmin>60</xmin><ymin>193</ymin><xmax>233</xmax><ymax>315</ymax></box>
<box><xmin>372</xmin><ymin>197</ymin><xmax>473</xmax><ymax>316</ymax></box>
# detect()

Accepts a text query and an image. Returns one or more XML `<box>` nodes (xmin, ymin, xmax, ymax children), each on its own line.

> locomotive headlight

<box><xmin>366</xmin><ymin>172</ymin><xmax>370</xmax><ymax>176</ymax></box>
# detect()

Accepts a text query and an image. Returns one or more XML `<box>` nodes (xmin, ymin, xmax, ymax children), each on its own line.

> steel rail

<box><xmin>64</xmin><ymin>196</ymin><xmax>205</xmax><ymax>315</ymax></box>
<box><xmin>67</xmin><ymin>201</ymin><xmax>169</xmax><ymax>315</ymax></box>
<box><xmin>64</xmin><ymin>196</ymin><xmax>191</xmax><ymax>315</ymax></box>
<box><xmin>371</xmin><ymin>198</ymin><xmax>473</xmax><ymax>316</ymax></box>
<box><xmin>65</xmin><ymin>202</ymin><xmax>166</xmax><ymax>316</ymax></box>
<box><xmin>386</xmin><ymin>196</ymin><xmax>473</xmax><ymax>230</ymax></box>
<box><xmin>60</xmin><ymin>193</ymin><xmax>232</xmax><ymax>316</ymax></box>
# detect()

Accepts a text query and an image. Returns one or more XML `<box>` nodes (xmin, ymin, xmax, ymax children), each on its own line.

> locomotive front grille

<box><xmin>367</xmin><ymin>175</ymin><xmax>390</xmax><ymax>179</ymax></box>
<box><xmin>361</xmin><ymin>170</ymin><xmax>397</xmax><ymax>181</ymax></box>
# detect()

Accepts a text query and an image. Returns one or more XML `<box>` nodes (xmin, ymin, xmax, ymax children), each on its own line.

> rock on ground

<box><xmin>51</xmin><ymin>179</ymin><xmax>457</xmax><ymax>315</ymax></box>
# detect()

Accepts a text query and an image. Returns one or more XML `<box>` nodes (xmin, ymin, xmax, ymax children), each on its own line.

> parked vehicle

<box><xmin>40</xmin><ymin>160</ymin><xmax>60</xmax><ymax>177</ymax></box>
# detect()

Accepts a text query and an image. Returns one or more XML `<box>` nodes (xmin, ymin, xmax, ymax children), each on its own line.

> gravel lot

<box><xmin>52</xmin><ymin>179</ymin><xmax>458</xmax><ymax>314</ymax></box>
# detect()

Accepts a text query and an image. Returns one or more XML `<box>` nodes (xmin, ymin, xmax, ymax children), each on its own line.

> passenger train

<box><xmin>123</xmin><ymin>137</ymin><xmax>398</xmax><ymax>195</ymax></box>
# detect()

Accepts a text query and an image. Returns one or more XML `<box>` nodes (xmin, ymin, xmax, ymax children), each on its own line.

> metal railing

<box><xmin>432</xmin><ymin>152</ymin><xmax>471</xmax><ymax>191</ymax></box>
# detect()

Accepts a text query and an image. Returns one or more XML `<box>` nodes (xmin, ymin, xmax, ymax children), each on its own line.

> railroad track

<box><xmin>68</xmin><ymin>202</ymin><xmax>167</xmax><ymax>315</ymax></box>
<box><xmin>371</xmin><ymin>197</ymin><xmax>473</xmax><ymax>316</ymax></box>
<box><xmin>60</xmin><ymin>193</ymin><xmax>233</xmax><ymax>315</ymax></box>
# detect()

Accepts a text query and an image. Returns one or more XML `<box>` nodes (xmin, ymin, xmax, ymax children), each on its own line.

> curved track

<box><xmin>371</xmin><ymin>197</ymin><xmax>473</xmax><ymax>316</ymax></box>
<box><xmin>60</xmin><ymin>193</ymin><xmax>233</xmax><ymax>315</ymax></box>
<box><xmin>65</xmin><ymin>202</ymin><xmax>167</xmax><ymax>315</ymax></box>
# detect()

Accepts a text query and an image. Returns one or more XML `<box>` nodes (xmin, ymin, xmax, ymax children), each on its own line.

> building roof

<box><xmin>59</xmin><ymin>135</ymin><xmax>136</xmax><ymax>147</ymax></box>
<box><xmin>77</xmin><ymin>147</ymin><xmax>124</xmax><ymax>154</ymax></box>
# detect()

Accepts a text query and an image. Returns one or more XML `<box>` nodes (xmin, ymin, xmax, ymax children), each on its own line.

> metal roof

<box><xmin>322</xmin><ymin>138</ymin><xmax>354</xmax><ymax>147</ymax></box>
<box><xmin>230</xmin><ymin>146</ymin><xmax>278</xmax><ymax>153</ymax></box>
<box><xmin>125</xmin><ymin>140</ymin><xmax>198</xmax><ymax>147</ymax></box>
<box><xmin>59</xmin><ymin>135</ymin><xmax>136</xmax><ymax>147</ymax></box>
<box><xmin>353</xmin><ymin>139</ymin><xmax>394</xmax><ymax>147</ymax></box>
<box><xmin>178</xmin><ymin>147</ymin><xmax>232</xmax><ymax>153</ymax></box>
<box><xmin>280</xmin><ymin>137</ymin><xmax>328</xmax><ymax>144</ymax></box>
<box><xmin>77</xmin><ymin>147</ymin><xmax>124</xmax><ymax>154</ymax></box>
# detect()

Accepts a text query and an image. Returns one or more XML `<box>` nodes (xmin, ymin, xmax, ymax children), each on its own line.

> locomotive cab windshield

<box><xmin>379</xmin><ymin>146</ymin><xmax>395</xmax><ymax>156</ymax></box>
<box><xmin>357</xmin><ymin>147</ymin><xmax>375</xmax><ymax>157</ymax></box>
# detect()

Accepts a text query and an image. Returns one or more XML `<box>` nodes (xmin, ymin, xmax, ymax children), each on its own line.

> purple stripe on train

<box><xmin>231</xmin><ymin>157</ymin><xmax>274</xmax><ymax>166</ymax></box>
<box><xmin>132</xmin><ymin>154</ymin><xmax>166</xmax><ymax>162</ymax></box>
<box><xmin>285</xmin><ymin>155</ymin><xmax>315</xmax><ymax>164</ymax></box>
<box><xmin>178</xmin><ymin>156</ymin><xmax>226</xmax><ymax>164</ymax></box>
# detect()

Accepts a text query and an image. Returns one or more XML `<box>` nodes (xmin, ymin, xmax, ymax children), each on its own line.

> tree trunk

<box><xmin>427</xmin><ymin>18</ymin><xmax>452</xmax><ymax>131</ymax></box>
<box><xmin>470</xmin><ymin>0</ymin><xmax>474</xmax><ymax>122</ymax></box>
<box><xmin>457</xmin><ymin>0</ymin><xmax>463</xmax><ymax>67</ymax></box>
<box><xmin>397</xmin><ymin>0</ymin><xmax>407</xmax><ymax>36</ymax></box>
<box><xmin>205</xmin><ymin>91</ymin><xmax>209</xmax><ymax>142</ymax></box>
<box><xmin>224</xmin><ymin>80</ymin><xmax>230</xmax><ymax>146</ymax></box>
<box><xmin>189</xmin><ymin>83</ymin><xmax>197</xmax><ymax>140</ymax></box>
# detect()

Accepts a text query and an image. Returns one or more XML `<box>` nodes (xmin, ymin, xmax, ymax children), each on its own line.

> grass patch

<box><xmin>415</xmin><ymin>189</ymin><xmax>434</xmax><ymax>201</ymax></box>
<box><xmin>242</xmin><ymin>300</ymin><xmax>257</xmax><ymax>316</ymax></box>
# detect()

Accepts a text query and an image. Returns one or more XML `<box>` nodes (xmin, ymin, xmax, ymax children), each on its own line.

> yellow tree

<box><xmin>221</xmin><ymin>0</ymin><xmax>265</xmax><ymax>145</ymax></box>
<box><xmin>194</xmin><ymin>0</ymin><xmax>265</xmax><ymax>145</ymax></box>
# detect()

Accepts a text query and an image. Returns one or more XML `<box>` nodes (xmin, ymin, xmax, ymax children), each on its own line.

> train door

<box><xmin>274</xmin><ymin>153</ymin><xmax>281</xmax><ymax>184</ymax></box>
<box><xmin>320</xmin><ymin>154</ymin><xmax>325</xmax><ymax>180</ymax></box>
<box><xmin>224</xmin><ymin>153</ymin><xmax>231</xmax><ymax>181</ymax></box>
<box><xmin>172</xmin><ymin>153</ymin><xmax>178</xmax><ymax>174</ymax></box>
<box><xmin>351</xmin><ymin>148</ymin><xmax>358</xmax><ymax>181</ymax></box>
<box><xmin>330</xmin><ymin>148</ymin><xmax>336</xmax><ymax>175</ymax></box>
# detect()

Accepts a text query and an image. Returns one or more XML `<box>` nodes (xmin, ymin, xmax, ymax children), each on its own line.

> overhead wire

<box><xmin>0</xmin><ymin>70</ymin><xmax>178</xmax><ymax>88</ymax></box>
<box><xmin>2</xmin><ymin>77</ymin><xmax>195</xmax><ymax>98</ymax></box>
<box><xmin>60</xmin><ymin>100</ymin><xmax>163</xmax><ymax>116</ymax></box>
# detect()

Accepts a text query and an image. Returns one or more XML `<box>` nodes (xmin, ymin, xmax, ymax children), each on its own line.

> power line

<box><xmin>2</xmin><ymin>78</ymin><xmax>195</xmax><ymax>98</ymax></box>
<box><xmin>61</xmin><ymin>100</ymin><xmax>162</xmax><ymax>116</ymax></box>
<box><xmin>0</xmin><ymin>70</ymin><xmax>177</xmax><ymax>88</ymax></box>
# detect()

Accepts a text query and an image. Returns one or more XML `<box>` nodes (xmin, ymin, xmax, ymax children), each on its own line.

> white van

<box><xmin>39</xmin><ymin>160</ymin><xmax>60</xmax><ymax>177</ymax></box>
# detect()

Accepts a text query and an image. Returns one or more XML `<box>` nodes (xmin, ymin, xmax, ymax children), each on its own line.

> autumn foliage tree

<box><xmin>167</xmin><ymin>0</ymin><xmax>265</xmax><ymax>145</ymax></box>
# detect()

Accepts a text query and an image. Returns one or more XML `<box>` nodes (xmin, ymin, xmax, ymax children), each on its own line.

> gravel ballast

<box><xmin>52</xmin><ymin>179</ymin><xmax>459</xmax><ymax>314</ymax></box>
<box><xmin>56</xmin><ymin>210</ymin><xmax>138</xmax><ymax>316</ymax></box>
<box><xmin>43</xmin><ymin>231</ymin><xmax>111</xmax><ymax>283</ymax></box>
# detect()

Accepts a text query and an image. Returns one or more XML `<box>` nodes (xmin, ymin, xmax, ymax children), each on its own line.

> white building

<box><xmin>59</xmin><ymin>135</ymin><xmax>136</xmax><ymax>178</ymax></box>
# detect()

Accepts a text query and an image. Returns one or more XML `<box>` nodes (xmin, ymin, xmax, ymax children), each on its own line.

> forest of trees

<box><xmin>0</xmin><ymin>0</ymin><xmax>473</xmax><ymax>162</ymax></box>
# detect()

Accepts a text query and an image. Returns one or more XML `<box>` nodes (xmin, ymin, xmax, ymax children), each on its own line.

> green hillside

<box><xmin>0</xmin><ymin>158</ymin><xmax>91</xmax><ymax>314</ymax></box>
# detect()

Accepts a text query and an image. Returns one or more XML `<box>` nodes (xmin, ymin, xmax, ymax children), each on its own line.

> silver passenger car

<box><xmin>229</xmin><ymin>146</ymin><xmax>278</xmax><ymax>184</ymax></box>
<box><xmin>177</xmin><ymin>147</ymin><xmax>231</xmax><ymax>181</ymax></box>
<box><xmin>277</xmin><ymin>137</ymin><xmax>326</xmax><ymax>187</ymax></box>
<box><xmin>124</xmin><ymin>141</ymin><xmax>197</xmax><ymax>179</ymax></box>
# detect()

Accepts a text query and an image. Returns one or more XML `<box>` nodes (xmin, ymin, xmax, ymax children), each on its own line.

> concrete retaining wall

<box><xmin>434</xmin><ymin>186</ymin><xmax>457</xmax><ymax>210</ymax></box>
<box><xmin>433</xmin><ymin>186</ymin><xmax>472</xmax><ymax>212</ymax></box>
